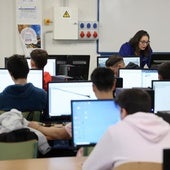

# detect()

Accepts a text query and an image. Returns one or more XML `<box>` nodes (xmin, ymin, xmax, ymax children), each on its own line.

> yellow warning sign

<box><xmin>63</xmin><ymin>11</ymin><xmax>70</xmax><ymax>18</ymax></box>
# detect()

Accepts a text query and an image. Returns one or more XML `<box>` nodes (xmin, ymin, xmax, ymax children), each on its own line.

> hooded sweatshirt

<box><xmin>82</xmin><ymin>112</ymin><xmax>170</xmax><ymax>170</ymax></box>
<box><xmin>0</xmin><ymin>83</ymin><xmax>47</xmax><ymax>112</ymax></box>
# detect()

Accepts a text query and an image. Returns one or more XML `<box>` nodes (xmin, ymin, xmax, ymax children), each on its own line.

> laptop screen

<box><xmin>0</xmin><ymin>69</ymin><xmax>43</xmax><ymax>92</ymax></box>
<box><xmin>71</xmin><ymin>99</ymin><xmax>121</xmax><ymax>147</ymax></box>
<box><xmin>27</xmin><ymin>58</ymin><xmax>56</xmax><ymax>76</ymax></box>
<box><xmin>119</xmin><ymin>69</ymin><xmax>158</xmax><ymax>88</ymax></box>
<box><xmin>48</xmin><ymin>81</ymin><xmax>97</xmax><ymax>117</ymax></box>
<box><xmin>152</xmin><ymin>80</ymin><xmax>170</xmax><ymax>113</ymax></box>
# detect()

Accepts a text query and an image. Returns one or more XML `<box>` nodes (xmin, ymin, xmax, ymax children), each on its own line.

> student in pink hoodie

<box><xmin>83</xmin><ymin>88</ymin><xmax>170</xmax><ymax>170</ymax></box>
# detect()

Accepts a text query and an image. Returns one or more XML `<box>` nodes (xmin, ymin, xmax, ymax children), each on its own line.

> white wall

<box><xmin>0</xmin><ymin>0</ymin><xmax>16</xmax><ymax>67</ymax></box>
<box><xmin>0</xmin><ymin>0</ymin><xmax>98</xmax><ymax>78</ymax></box>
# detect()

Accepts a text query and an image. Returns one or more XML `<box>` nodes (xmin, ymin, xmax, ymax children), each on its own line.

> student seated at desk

<box><xmin>28</xmin><ymin>67</ymin><xmax>116</xmax><ymax>140</ymax></box>
<box><xmin>105</xmin><ymin>54</ymin><xmax>140</xmax><ymax>78</ymax></box>
<box><xmin>158</xmin><ymin>62</ymin><xmax>170</xmax><ymax>80</ymax></box>
<box><xmin>0</xmin><ymin>54</ymin><xmax>47</xmax><ymax>112</ymax></box>
<box><xmin>30</xmin><ymin>49</ymin><xmax>52</xmax><ymax>91</ymax></box>
<box><xmin>82</xmin><ymin>88</ymin><xmax>170</xmax><ymax>170</ymax></box>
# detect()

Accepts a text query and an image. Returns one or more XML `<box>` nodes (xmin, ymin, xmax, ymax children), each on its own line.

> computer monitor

<box><xmin>48</xmin><ymin>81</ymin><xmax>97</xmax><ymax>120</ymax></box>
<box><xmin>115</xmin><ymin>87</ymin><xmax>154</xmax><ymax>113</ymax></box>
<box><xmin>123</xmin><ymin>56</ymin><xmax>140</xmax><ymax>67</ymax></box>
<box><xmin>152</xmin><ymin>80</ymin><xmax>170</xmax><ymax>113</ymax></box>
<box><xmin>60</xmin><ymin>55</ymin><xmax>90</xmax><ymax>80</ymax></box>
<box><xmin>150</xmin><ymin>53</ymin><xmax>170</xmax><ymax>69</ymax></box>
<box><xmin>26</xmin><ymin>58</ymin><xmax>57</xmax><ymax>76</ymax></box>
<box><xmin>118</xmin><ymin>68</ymin><xmax>158</xmax><ymax>88</ymax></box>
<box><xmin>71</xmin><ymin>99</ymin><xmax>121</xmax><ymax>147</ymax></box>
<box><xmin>49</xmin><ymin>55</ymin><xmax>67</xmax><ymax>75</ymax></box>
<box><xmin>97</xmin><ymin>56</ymin><xmax>109</xmax><ymax>67</ymax></box>
<box><xmin>97</xmin><ymin>56</ymin><xmax>140</xmax><ymax>68</ymax></box>
<box><xmin>0</xmin><ymin>68</ymin><xmax>43</xmax><ymax>92</ymax></box>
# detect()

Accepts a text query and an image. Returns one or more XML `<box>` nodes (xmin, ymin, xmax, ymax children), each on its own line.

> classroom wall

<box><xmin>0</xmin><ymin>0</ymin><xmax>98</xmax><ymax>78</ymax></box>
<box><xmin>0</xmin><ymin>0</ymin><xmax>16</xmax><ymax>67</ymax></box>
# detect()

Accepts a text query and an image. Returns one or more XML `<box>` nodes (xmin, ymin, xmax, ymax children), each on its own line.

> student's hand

<box><xmin>28</xmin><ymin>121</ymin><xmax>41</xmax><ymax>130</ymax></box>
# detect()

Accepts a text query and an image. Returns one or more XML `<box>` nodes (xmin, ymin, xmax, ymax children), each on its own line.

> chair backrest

<box><xmin>0</xmin><ymin>139</ymin><xmax>38</xmax><ymax>160</ymax></box>
<box><xmin>113</xmin><ymin>162</ymin><xmax>162</xmax><ymax>170</ymax></box>
<box><xmin>22</xmin><ymin>111</ymin><xmax>42</xmax><ymax>121</ymax></box>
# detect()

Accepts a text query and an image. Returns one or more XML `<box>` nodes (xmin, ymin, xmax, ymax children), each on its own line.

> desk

<box><xmin>0</xmin><ymin>156</ymin><xmax>87</xmax><ymax>170</ymax></box>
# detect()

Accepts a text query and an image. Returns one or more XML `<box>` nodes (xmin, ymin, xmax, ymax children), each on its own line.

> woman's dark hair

<box><xmin>129</xmin><ymin>30</ymin><xmax>151</xmax><ymax>57</ymax></box>
<box><xmin>115</xmin><ymin>88</ymin><xmax>151</xmax><ymax>115</ymax></box>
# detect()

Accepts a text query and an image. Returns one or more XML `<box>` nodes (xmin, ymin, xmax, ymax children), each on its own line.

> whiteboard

<box><xmin>98</xmin><ymin>0</ymin><xmax>170</xmax><ymax>54</ymax></box>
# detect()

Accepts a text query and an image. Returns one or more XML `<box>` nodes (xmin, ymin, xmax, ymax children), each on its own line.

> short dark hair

<box><xmin>158</xmin><ymin>62</ymin><xmax>170</xmax><ymax>80</ymax></box>
<box><xmin>30</xmin><ymin>49</ymin><xmax>48</xmax><ymax>69</ymax></box>
<box><xmin>7</xmin><ymin>54</ymin><xmax>29</xmax><ymax>79</ymax></box>
<box><xmin>90</xmin><ymin>67</ymin><xmax>115</xmax><ymax>91</ymax></box>
<box><xmin>115</xmin><ymin>88</ymin><xmax>151</xmax><ymax>115</ymax></box>
<box><xmin>105</xmin><ymin>54</ymin><xmax>124</xmax><ymax>67</ymax></box>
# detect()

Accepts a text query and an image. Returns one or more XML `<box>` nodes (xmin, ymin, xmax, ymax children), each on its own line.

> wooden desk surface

<box><xmin>0</xmin><ymin>156</ymin><xmax>87</xmax><ymax>170</ymax></box>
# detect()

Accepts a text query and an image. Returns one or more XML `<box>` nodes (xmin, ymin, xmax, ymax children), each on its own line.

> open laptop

<box><xmin>152</xmin><ymin>80</ymin><xmax>170</xmax><ymax>113</ymax></box>
<box><xmin>71</xmin><ymin>99</ymin><xmax>121</xmax><ymax>147</ymax></box>
<box><xmin>119</xmin><ymin>68</ymin><xmax>158</xmax><ymax>88</ymax></box>
<box><xmin>47</xmin><ymin>81</ymin><xmax>97</xmax><ymax>122</ymax></box>
<box><xmin>0</xmin><ymin>68</ymin><xmax>43</xmax><ymax>92</ymax></box>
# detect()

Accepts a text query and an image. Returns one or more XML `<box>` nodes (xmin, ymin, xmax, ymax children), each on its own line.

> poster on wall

<box><xmin>16</xmin><ymin>0</ymin><xmax>42</xmax><ymax>55</ymax></box>
<box><xmin>18</xmin><ymin>24</ymin><xmax>41</xmax><ymax>48</ymax></box>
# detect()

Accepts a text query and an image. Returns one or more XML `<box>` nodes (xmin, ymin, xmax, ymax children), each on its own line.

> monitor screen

<box><xmin>115</xmin><ymin>87</ymin><xmax>154</xmax><ymax>113</ymax></box>
<box><xmin>119</xmin><ymin>69</ymin><xmax>158</xmax><ymax>88</ymax></box>
<box><xmin>26</xmin><ymin>58</ymin><xmax>56</xmax><ymax>76</ymax></box>
<box><xmin>0</xmin><ymin>69</ymin><xmax>43</xmax><ymax>92</ymax></box>
<box><xmin>71</xmin><ymin>99</ymin><xmax>121</xmax><ymax>147</ymax></box>
<box><xmin>97</xmin><ymin>56</ymin><xmax>109</xmax><ymax>67</ymax></box>
<box><xmin>150</xmin><ymin>53</ymin><xmax>170</xmax><ymax>68</ymax></box>
<box><xmin>152</xmin><ymin>80</ymin><xmax>170</xmax><ymax>113</ymax></box>
<box><xmin>48</xmin><ymin>81</ymin><xmax>97</xmax><ymax>118</ymax></box>
<box><xmin>123</xmin><ymin>56</ymin><xmax>140</xmax><ymax>67</ymax></box>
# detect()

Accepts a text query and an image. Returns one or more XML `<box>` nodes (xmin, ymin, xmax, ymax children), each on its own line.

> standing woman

<box><xmin>119</xmin><ymin>30</ymin><xmax>152</xmax><ymax>68</ymax></box>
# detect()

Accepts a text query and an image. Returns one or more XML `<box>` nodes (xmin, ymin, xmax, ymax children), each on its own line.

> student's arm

<box><xmin>28</xmin><ymin>121</ymin><xmax>71</xmax><ymax>140</ymax></box>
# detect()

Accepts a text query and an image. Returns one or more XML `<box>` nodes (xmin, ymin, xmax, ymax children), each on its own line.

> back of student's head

<box><xmin>7</xmin><ymin>54</ymin><xmax>29</xmax><ymax>79</ymax></box>
<box><xmin>158</xmin><ymin>62</ymin><xmax>170</xmax><ymax>80</ymax></box>
<box><xmin>30</xmin><ymin>49</ymin><xmax>48</xmax><ymax>69</ymax></box>
<box><xmin>90</xmin><ymin>67</ymin><xmax>115</xmax><ymax>91</ymax></box>
<box><xmin>105</xmin><ymin>54</ymin><xmax>124</xmax><ymax>67</ymax></box>
<box><xmin>115</xmin><ymin>88</ymin><xmax>151</xmax><ymax>115</ymax></box>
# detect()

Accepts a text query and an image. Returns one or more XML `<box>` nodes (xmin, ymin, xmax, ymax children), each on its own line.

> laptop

<box><xmin>119</xmin><ymin>68</ymin><xmax>158</xmax><ymax>88</ymax></box>
<box><xmin>71</xmin><ymin>99</ymin><xmax>121</xmax><ymax>147</ymax></box>
<box><xmin>47</xmin><ymin>81</ymin><xmax>97</xmax><ymax>122</ymax></box>
<box><xmin>152</xmin><ymin>80</ymin><xmax>170</xmax><ymax>113</ymax></box>
<box><xmin>0</xmin><ymin>68</ymin><xmax>43</xmax><ymax>92</ymax></box>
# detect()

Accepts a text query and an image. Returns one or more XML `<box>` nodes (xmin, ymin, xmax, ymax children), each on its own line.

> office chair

<box><xmin>113</xmin><ymin>161</ymin><xmax>162</xmax><ymax>170</ymax></box>
<box><xmin>0</xmin><ymin>139</ymin><xmax>38</xmax><ymax>160</ymax></box>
